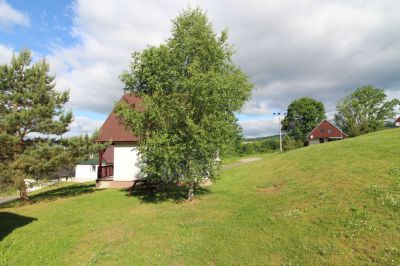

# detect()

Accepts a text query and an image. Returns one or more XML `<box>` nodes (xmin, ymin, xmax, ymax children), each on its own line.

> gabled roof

<box><xmin>395</xmin><ymin>117</ymin><xmax>400</xmax><ymax>123</ymax></box>
<box><xmin>102</xmin><ymin>146</ymin><xmax>114</xmax><ymax>164</ymax></box>
<box><xmin>77</xmin><ymin>147</ymin><xmax>114</xmax><ymax>165</ymax></box>
<box><xmin>97</xmin><ymin>93</ymin><xmax>141</xmax><ymax>143</ymax></box>
<box><xmin>307</xmin><ymin>119</ymin><xmax>347</xmax><ymax>139</ymax></box>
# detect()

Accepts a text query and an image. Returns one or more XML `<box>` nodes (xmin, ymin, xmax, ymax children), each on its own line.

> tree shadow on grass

<box><xmin>0</xmin><ymin>212</ymin><xmax>37</xmax><ymax>241</ymax></box>
<box><xmin>0</xmin><ymin>183</ymin><xmax>96</xmax><ymax>208</ymax></box>
<box><xmin>128</xmin><ymin>184</ymin><xmax>210</xmax><ymax>204</ymax></box>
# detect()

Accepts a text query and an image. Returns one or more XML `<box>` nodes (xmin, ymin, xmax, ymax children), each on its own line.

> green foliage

<box><xmin>281</xmin><ymin>97</ymin><xmax>326</xmax><ymax>144</ymax></box>
<box><xmin>282</xmin><ymin>135</ymin><xmax>303</xmax><ymax>151</ymax></box>
<box><xmin>118</xmin><ymin>8</ymin><xmax>253</xmax><ymax>198</ymax></box>
<box><xmin>0</xmin><ymin>50</ymin><xmax>102</xmax><ymax>200</ymax></box>
<box><xmin>239</xmin><ymin>139</ymin><xmax>280</xmax><ymax>155</ymax></box>
<box><xmin>334</xmin><ymin>85</ymin><xmax>399</xmax><ymax>137</ymax></box>
<box><xmin>59</xmin><ymin>132</ymin><xmax>109</xmax><ymax>177</ymax></box>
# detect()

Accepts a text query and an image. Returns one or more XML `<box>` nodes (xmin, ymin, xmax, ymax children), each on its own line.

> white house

<box><xmin>96</xmin><ymin>93</ymin><xmax>142</xmax><ymax>188</ymax></box>
<box><xmin>74</xmin><ymin>147</ymin><xmax>113</xmax><ymax>181</ymax></box>
<box><xmin>75</xmin><ymin>157</ymin><xmax>105</xmax><ymax>181</ymax></box>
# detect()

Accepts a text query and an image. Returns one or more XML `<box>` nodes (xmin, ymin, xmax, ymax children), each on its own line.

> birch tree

<box><xmin>118</xmin><ymin>8</ymin><xmax>253</xmax><ymax>200</ymax></box>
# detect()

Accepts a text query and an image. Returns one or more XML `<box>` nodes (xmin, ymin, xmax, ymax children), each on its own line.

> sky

<box><xmin>1</xmin><ymin>0</ymin><xmax>400</xmax><ymax>138</ymax></box>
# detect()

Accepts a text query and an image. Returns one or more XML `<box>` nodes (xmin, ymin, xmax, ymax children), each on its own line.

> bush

<box><xmin>239</xmin><ymin>139</ymin><xmax>280</xmax><ymax>155</ymax></box>
<box><xmin>283</xmin><ymin>135</ymin><xmax>304</xmax><ymax>151</ymax></box>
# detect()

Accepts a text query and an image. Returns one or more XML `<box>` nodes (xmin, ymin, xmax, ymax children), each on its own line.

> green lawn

<box><xmin>1</xmin><ymin>128</ymin><xmax>400</xmax><ymax>265</ymax></box>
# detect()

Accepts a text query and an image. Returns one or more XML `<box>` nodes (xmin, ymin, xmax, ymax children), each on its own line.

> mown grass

<box><xmin>1</xmin><ymin>128</ymin><xmax>400</xmax><ymax>265</ymax></box>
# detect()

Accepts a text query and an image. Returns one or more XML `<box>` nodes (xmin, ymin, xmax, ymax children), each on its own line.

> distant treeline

<box><xmin>243</xmin><ymin>135</ymin><xmax>280</xmax><ymax>142</ymax></box>
<box><xmin>226</xmin><ymin>138</ymin><xmax>280</xmax><ymax>156</ymax></box>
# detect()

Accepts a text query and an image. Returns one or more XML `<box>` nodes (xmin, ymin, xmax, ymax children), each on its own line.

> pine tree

<box><xmin>0</xmin><ymin>50</ymin><xmax>72</xmax><ymax>201</ymax></box>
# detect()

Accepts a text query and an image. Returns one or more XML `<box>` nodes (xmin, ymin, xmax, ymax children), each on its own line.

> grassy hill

<box><xmin>1</xmin><ymin>128</ymin><xmax>400</xmax><ymax>265</ymax></box>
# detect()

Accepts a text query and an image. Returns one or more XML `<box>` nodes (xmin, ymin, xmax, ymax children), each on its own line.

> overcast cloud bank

<box><xmin>2</xmin><ymin>0</ymin><xmax>400</xmax><ymax>137</ymax></box>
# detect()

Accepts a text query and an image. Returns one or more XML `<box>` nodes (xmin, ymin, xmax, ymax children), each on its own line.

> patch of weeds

<box><xmin>313</xmin><ymin>191</ymin><xmax>336</xmax><ymax>209</ymax></box>
<box><xmin>366</xmin><ymin>185</ymin><xmax>385</xmax><ymax>197</ymax></box>
<box><xmin>283</xmin><ymin>209</ymin><xmax>302</xmax><ymax>218</ymax></box>
<box><xmin>343</xmin><ymin>207</ymin><xmax>376</xmax><ymax>239</ymax></box>
<box><xmin>316</xmin><ymin>242</ymin><xmax>338</xmax><ymax>257</ymax></box>
<box><xmin>388</xmin><ymin>168</ymin><xmax>400</xmax><ymax>177</ymax></box>
<box><xmin>317</xmin><ymin>191</ymin><xmax>328</xmax><ymax>200</ymax></box>
<box><xmin>366</xmin><ymin>184</ymin><xmax>400</xmax><ymax>210</ymax></box>
<box><xmin>380</xmin><ymin>247</ymin><xmax>400</xmax><ymax>265</ymax></box>
<box><xmin>235</xmin><ymin>205</ymin><xmax>257</xmax><ymax>220</ymax></box>
<box><xmin>86</xmin><ymin>247</ymin><xmax>114</xmax><ymax>265</ymax></box>
<box><xmin>173</xmin><ymin>239</ymin><xmax>194</xmax><ymax>257</ymax></box>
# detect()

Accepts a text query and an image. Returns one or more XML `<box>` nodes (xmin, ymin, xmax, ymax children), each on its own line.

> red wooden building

<box><xmin>307</xmin><ymin>119</ymin><xmax>347</xmax><ymax>145</ymax></box>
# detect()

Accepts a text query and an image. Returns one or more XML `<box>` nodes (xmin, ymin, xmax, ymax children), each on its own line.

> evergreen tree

<box><xmin>0</xmin><ymin>50</ymin><xmax>73</xmax><ymax>201</ymax></box>
<box><xmin>118</xmin><ymin>8</ymin><xmax>253</xmax><ymax>200</ymax></box>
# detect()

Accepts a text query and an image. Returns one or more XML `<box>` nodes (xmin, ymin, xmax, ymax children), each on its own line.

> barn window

<box><xmin>320</xmin><ymin>129</ymin><xmax>324</xmax><ymax>133</ymax></box>
<box><xmin>327</xmin><ymin>129</ymin><xmax>332</xmax><ymax>133</ymax></box>
<box><xmin>91</xmin><ymin>165</ymin><xmax>96</xmax><ymax>172</ymax></box>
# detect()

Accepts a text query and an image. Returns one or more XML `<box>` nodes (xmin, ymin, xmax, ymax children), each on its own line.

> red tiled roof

<box><xmin>97</xmin><ymin>93</ymin><xmax>141</xmax><ymax>143</ymax></box>
<box><xmin>307</xmin><ymin>119</ymin><xmax>347</xmax><ymax>140</ymax></box>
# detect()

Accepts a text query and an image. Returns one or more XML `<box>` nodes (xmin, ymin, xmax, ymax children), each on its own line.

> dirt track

<box><xmin>223</xmin><ymin>157</ymin><xmax>262</xmax><ymax>169</ymax></box>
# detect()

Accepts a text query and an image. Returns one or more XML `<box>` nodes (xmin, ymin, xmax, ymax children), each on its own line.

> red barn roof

<box><xmin>97</xmin><ymin>93</ymin><xmax>141</xmax><ymax>143</ymax></box>
<box><xmin>307</xmin><ymin>119</ymin><xmax>347</xmax><ymax>140</ymax></box>
<box><xmin>395</xmin><ymin>117</ymin><xmax>400</xmax><ymax>123</ymax></box>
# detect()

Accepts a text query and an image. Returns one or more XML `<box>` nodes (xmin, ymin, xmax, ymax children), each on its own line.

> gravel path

<box><xmin>223</xmin><ymin>157</ymin><xmax>262</xmax><ymax>169</ymax></box>
<box><xmin>0</xmin><ymin>196</ymin><xmax>19</xmax><ymax>205</ymax></box>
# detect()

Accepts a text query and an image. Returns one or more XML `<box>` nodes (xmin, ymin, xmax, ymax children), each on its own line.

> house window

<box><xmin>91</xmin><ymin>165</ymin><xmax>96</xmax><ymax>172</ymax></box>
<box><xmin>320</xmin><ymin>129</ymin><xmax>324</xmax><ymax>133</ymax></box>
<box><xmin>327</xmin><ymin>129</ymin><xmax>332</xmax><ymax>133</ymax></box>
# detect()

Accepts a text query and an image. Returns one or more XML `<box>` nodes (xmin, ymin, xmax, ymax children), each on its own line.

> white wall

<box><xmin>75</xmin><ymin>165</ymin><xmax>98</xmax><ymax>180</ymax></box>
<box><xmin>308</xmin><ymin>139</ymin><xmax>320</xmax><ymax>145</ymax></box>
<box><xmin>113</xmin><ymin>142</ymin><xmax>141</xmax><ymax>181</ymax></box>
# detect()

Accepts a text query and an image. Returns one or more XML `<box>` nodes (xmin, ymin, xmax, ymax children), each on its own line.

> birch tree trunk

<box><xmin>187</xmin><ymin>182</ymin><xmax>195</xmax><ymax>201</ymax></box>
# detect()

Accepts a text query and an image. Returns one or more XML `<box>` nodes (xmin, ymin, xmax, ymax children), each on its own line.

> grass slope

<box><xmin>1</xmin><ymin>129</ymin><xmax>400</xmax><ymax>265</ymax></box>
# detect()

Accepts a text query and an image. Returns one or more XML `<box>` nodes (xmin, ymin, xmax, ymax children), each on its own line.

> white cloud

<box><xmin>0</xmin><ymin>44</ymin><xmax>13</xmax><ymax>64</ymax></box>
<box><xmin>43</xmin><ymin>0</ymin><xmax>400</xmax><ymax>137</ymax></box>
<box><xmin>48</xmin><ymin>0</ymin><xmax>185</xmax><ymax>114</ymax></box>
<box><xmin>66</xmin><ymin>116</ymin><xmax>103</xmax><ymax>136</ymax></box>
<box><xmin>0</xmin><ymin>0</ymin><xmax>30</xmax><ymax>30</ymax></box>
<box><xmin>239</xmin><ymin>117</ymin><xmax>280</xmax><ymax>138</ymax></box>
